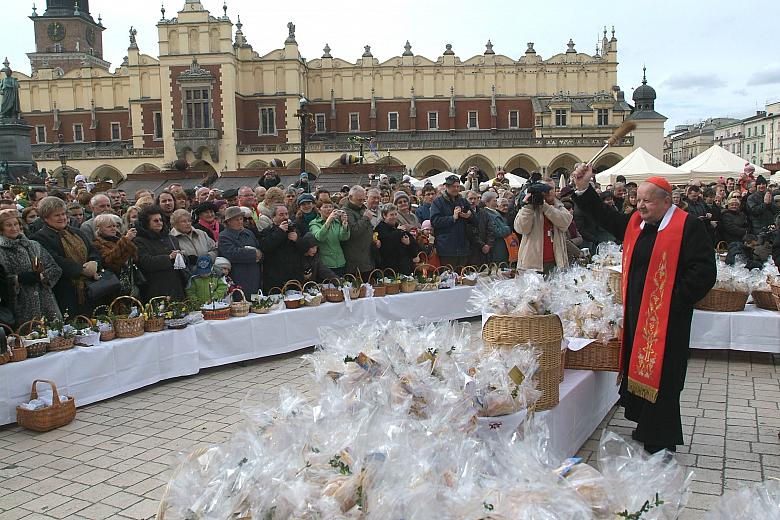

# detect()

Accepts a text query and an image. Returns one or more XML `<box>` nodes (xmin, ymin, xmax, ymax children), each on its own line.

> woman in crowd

<box><xmin>375</xmin><ymin>203</ymin><xmax>419</xmax><ymax>275</ymax></box>
<box><xmin>257</xmin><ymin>187</ymin><xmax>284</xmax><ymax>230</ymax></box>
<box><xmin>122</xmin><ymin>206</ymin><xmax>139</xmax><ymax>232</ymax></box>
<box><xmin>93</xmin><ymin>213</ymin><xmax>140</xmax><ymax>298</ymax></box>
<box><xmin>21</xmin><ymin>206</ymin><xmax>38</xmax><ymax>231</ymax></box>
<box><xmin>380</xmin><ymin>190</ymin><xmax>392</xmax><ymax>205</ymax></box>
<box><xmin>170</xmin><ymin>208</ymin><xmax>217</xmax><ymax>267</ymax></box>
<box><xmin>133</xmin><ymin>204</ymin><xmax>185</xmax><ymax>302</ymax></box>
<box><xmin>720</xmin><ymin>197</ymin><xmax>749</xmax><ymax>244</ymax></box>
<box><xmin>0</xmin><ymin>209</ymin><xmax>62</xmax><ymax>325</ymax></box>
<box><xmin>481</xmin><ymin>191</ymin><xmax>511</xmax><ymax>264</ymax></box>
<box><xmin>32</xmin><ymin>196</ymin><xmax>101</xmax><ymax>316</ymax></box>
<box><xmin>295</xmin><ymin>193</ymin><xmax>318</xmax><ymax>236</ymax></box>
<box><xmin>218</xmin><ymin>206</ymin><xmax>262</xmax><ymax>296</ymax></box>
<box><xmin>192</xmin><ymin>201</ymin><xmax>223</xmax><ymax>243</ymax></box>
<box><xmin>394</xmin><ymin>191</ymin><xmax>420</xmax><ymax>231</ymax></box>
<box><xmin>623</xmin><ymin>190</ymin><xmax>638</xmax><ymax>215</ymax></box>
<box><xmin>309</xmin><ymin>197</ymin><xmax>350</xmax><ymax>277</ymax></box>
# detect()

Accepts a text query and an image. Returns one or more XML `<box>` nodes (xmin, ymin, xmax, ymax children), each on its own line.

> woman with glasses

<box><xmin>133</xmin><ymin>204</ymin><xmax>185</xmax><ymax>302</ymax></box>
<box><xmin>393</xmin><ymin>191</ymin><xmax>420</xmax><ymax>232</ymax></box>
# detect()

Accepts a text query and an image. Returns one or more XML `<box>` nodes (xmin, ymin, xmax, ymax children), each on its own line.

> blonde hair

<box><xmin>264</xmin><ymin>187</ymin><xmax>284</xmax><ymax>205</ymax></box>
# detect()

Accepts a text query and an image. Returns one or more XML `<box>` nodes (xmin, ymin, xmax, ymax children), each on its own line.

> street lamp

<box><xmin>296</xmin><ymin>96</ymin><xmax>310</xmax><ymax>175</ymax></box>
<box><xmin>57</xmin><ymin>133</ymin><xmax>71</xmax><ymax>189</ymax></box>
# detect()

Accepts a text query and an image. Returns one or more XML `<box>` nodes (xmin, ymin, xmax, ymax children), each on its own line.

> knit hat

<box><xmin>193</xmin><ymin>255</ymin><xmax>213</xmax><ymax>276</ymax></box>
<box><xmin>393</xmin><ymin>191</ymin><xmax>409</xmax><ymax>204</ymax></box>
<box><xmin>421</xmin><ymin>219</ymin><xmax>432</xmax><ymax>230</ymax></box>
<box><xmin>297</xmin><ymin>193</ymin><xmax>315</xmax><ymax>205</ymax></box>
<box><xmin>214</xmin><ymin>257</ymin><xmax>232</xmax><ymax>271</ymax></box>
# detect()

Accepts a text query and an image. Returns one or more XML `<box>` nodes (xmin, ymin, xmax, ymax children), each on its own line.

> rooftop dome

<box><xmin>632</xmin><ymin>67</ymin><xmax>656</xmax><ymax>110</ymax></box>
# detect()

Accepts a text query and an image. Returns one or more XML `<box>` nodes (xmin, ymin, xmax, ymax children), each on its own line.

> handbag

<box><xmin>85</xmin><ymin>270</ymin><xmax>121</xmax><ymax>301</ymax></box>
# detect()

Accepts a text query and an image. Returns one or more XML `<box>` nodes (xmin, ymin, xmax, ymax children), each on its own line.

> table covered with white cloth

<box><xmin>690</xmin><ymin>304</ymin><xmax>780</xmax><ymax>353</ymax></box>
<box><xmin>0</xmin><ymin>286</ymin><xmax>478</xmax><ymax>425</ymax></box>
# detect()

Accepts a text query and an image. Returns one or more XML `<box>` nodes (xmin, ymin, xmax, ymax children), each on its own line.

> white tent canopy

<box><xmin>412</xmin><ymin>171</ymin><xmax>526</xmax><ymax>189</ymax></box>
<box><xmin>595</xmin><ymin>147</ymin><xmax>689</xmax><ymax>185</ymax></box>
<box><xmin>678</xmin><ymin>145</ymin><xmax>769</xmax><ymax>183</ymax></box>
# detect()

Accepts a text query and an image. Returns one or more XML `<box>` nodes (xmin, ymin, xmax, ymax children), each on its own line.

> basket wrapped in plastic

<box><xmin>110</xmin><ymin>296</ymin><xmax>145</xmax><ymax>338</ymax></box>
<box><xmin>16</xmin><ymin>380</ymin><xmax>76</xmax><ymax>432</ymax></box>
<box><xmin>230</xmin><ymin>289</ymin><xmax>251</xmax><ymax>317</ymax></box>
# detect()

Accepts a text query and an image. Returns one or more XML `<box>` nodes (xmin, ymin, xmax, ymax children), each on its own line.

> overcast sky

<box><xmin>3</xmin><ymin>0</ymin><xmax>778</xmax><ymax>132</ymax></box>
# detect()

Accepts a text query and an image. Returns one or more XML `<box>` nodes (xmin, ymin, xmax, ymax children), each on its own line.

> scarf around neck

<box><xmin>199</xmin><ymin>218</ymin><xmax>220</xmax><ymax>241</ymax></box>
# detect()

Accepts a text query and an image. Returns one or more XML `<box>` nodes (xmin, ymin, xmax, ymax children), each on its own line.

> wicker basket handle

<box><xmin>461</xmin><ymin>265</ymin><xmax>477</xmax><ymax>276</ymax></box>
<box><xmin>110</xmin><ymin>295</ymin><xmax>144</xmax><ymax>317</ymax></box>
<box><xmin>383</xmin><ymin>268</ymin><xmax>398</xmax><ymax>281</ymax></box>
<box><xmin>29</xmin><ymin>379</ymin><xmax>64</xmax><ymax>408</ymax></box>
<box><xmin>231</xmin><ymin>288</ymin><xmax>247</xmax><ymax>302</ymax></box>
<box><xmin>301</xmin><ymin>281</ymin><xmax>320</xmax><ymax>293</ymax></box>
<box><xmin>342</xmin><ymin>273</ymin><xmax>360</xmax><ymax>286</ymax></box>
<box><xmin>268</xmin><ymin>287</ymin><xmax>282</xmax><ymax>296</ymax></box>
<box><xmin>281</xmin><ymin>280</ymin><xmax>303</xmax><ymax>294</ymax></box>
<box><xmin>17</xmin><ymin>318</ymin><xmax>46</xmax><ymax>337</ymax></box>
<box><xmin>71</xmin><ymin>315</ymin><xmax>94</xmax><ymax>329</ymax></box>
<box><xmin>367</xmin><ymin>269</ymin><xmax>384</xmax><ymax>284</ymax></box>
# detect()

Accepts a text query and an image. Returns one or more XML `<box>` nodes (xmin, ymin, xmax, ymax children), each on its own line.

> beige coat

<box><xmin>513</xmin><ymin>199</ymin><xmax>572</xmax><ymax>271</ymax></box>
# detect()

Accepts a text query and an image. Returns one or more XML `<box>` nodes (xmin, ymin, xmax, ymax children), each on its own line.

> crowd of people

<box><xmin>0</xmin><ymin>164</ymin><xmax>777</xmax><ymax>328</ymax></box>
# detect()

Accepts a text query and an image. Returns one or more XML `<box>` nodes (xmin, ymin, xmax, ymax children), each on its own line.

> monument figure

<box><xmin>0</xmin><ymin>58</ymin><xmax>21</xmax><ymax>120</ymax></box>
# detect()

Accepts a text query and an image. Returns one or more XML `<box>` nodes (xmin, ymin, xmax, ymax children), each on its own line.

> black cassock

<box><xmin>573</xmin><ymin>187</ymin><xmax>716</xmax><ymax>447</ymax></box>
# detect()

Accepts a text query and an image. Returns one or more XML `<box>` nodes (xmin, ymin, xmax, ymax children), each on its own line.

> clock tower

<box><xmin>28</xmin><ymin>0</ymin><xmax>109</xmax><ymax>75</ymax></box>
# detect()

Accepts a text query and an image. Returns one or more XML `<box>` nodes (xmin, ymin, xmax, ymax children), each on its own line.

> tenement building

<box><xmin>16</xmin><ymin>0</ymin><xmax>665</xmax><ymax>189</ymax></box>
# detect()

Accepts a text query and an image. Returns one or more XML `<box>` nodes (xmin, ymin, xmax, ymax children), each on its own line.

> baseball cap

<box><xmin>444</xmin><ymin>175</ymin><xmax>460</xmax><ymax>186</ymax></box>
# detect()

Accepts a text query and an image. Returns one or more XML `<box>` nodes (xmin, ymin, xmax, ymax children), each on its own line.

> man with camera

<box><xmin>513</xmin><ymin>179</ymin><xmax>572</xmax><ymax>274</ymax></box>
<box><xmin>259</xmin><ymin>205</ymin><xmax>303</xmax><ymax>292</ymax></box>
<box><xmin>461</xmin><ymin>166</ymin><xmax>488</xmax><ymax>192</ymax></box>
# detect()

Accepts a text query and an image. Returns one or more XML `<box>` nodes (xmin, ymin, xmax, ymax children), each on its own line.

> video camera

<box><xmin>526</xmin><ymin>182</ymin><xmax>550</xmax><ymax>206</ymax></box>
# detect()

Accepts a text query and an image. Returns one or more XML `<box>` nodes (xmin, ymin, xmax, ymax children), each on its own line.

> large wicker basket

<box><xmin>608</xmin><ymin>270</ymin><xmax>623</xmax><ymax>304</ymax></box>
<box><xmin>482</xmin><ymin>314</ymin><xmax>563</xmax><ymax>411</ymax></box>
<box><xmin>751</xmin><ymin>290</ymin><xmax>778</xmax><ymax>311</ymax></box>
<box><xmin>110</xmin><ymin>296</ymin><xmax>146</xmax><ymax>338</ymax></box>
<box><xmin>694</xmin><ymin>288</ymin><xmax>748</xmax><ymax>312</ymax></box>
<box><xmin>16</xmin><ymin>380</ymin><xmax>76</xmax><ymax>432</ymax></box>
<box><xmin>230</xmin><ymin>289</ymin><xmax>251</xmax><ymax>317</ymax></box>
<box><xmin>565</xmin><ymin>338</ymin><xmax>621</xmax><ymax>372</ymax></box>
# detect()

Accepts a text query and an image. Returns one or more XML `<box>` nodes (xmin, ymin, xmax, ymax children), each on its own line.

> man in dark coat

<box><xmin>259</xmin><ymin>204</ymin><xmax>304</xmax><ymax>292</ymax></box>
<box><xmin>572</xmin><ymin>164</ymin><xmax>716</xmax><ymax>454</ymax></box>
<box><xmin>464</xmin><ymin>190</ymin><xmax>495</xmax><ymax>267</ymax></box>
<box><xmin>430</xmin><ymin>175</ymin><xmax>475</xmax><ymax>270</ymax></box>
<box><xmin>218</xmin><ymin>206</ymin><xmax>262</xmax><ymax>296</ymax></box>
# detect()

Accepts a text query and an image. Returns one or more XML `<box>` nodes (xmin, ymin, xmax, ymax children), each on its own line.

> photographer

<box><xmin>461</xmin><ymin>166</ymin><xmax>489</xmax><ymax>192</ymax></box>
<box><xmin>514</xmin><ymin>180</ymin><xmax>572</xmax><ymax>274</ymax></box>
<box><xmin>259</xmin><ymin>205</ymin><xmax>303</xmax><ymax>292</ymax></box>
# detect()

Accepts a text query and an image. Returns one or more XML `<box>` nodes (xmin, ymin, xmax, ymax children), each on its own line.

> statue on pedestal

<box><xmin>0</xmin><ymin>58</ymin><xmax>21</xmax><ymax>120</ymax></box>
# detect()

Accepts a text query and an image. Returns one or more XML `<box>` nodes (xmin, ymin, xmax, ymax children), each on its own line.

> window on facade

<box><xmin>183</xmin><ymin>87</ymin><xmax>211</xmax><ymax>129</ymax></box>
<box><xmin>747</xmin><ymin>128</ymin><xmax>751</xmax><ymax>137</ymax></box>
<box><xmin>259</xmin><ymin>106</ymin><xmax>276</xmax><ymax>135</ymax></box>
<box><xmin>35</xmin><ymin>125</ymin><xmax>46</xmax><ymax>144</ymax></box>
<box><xmin>110</xmin><ymin>122</ymin><xmax>121</xmax><ymax>141</ymax></box>
<box><xmin>596</xmin><ymin>109</ymin><xmax>609</xmax><ymax>126</ymax></box>
<box><xmin>761</xmin><ymin>125</ymin><xmax>765</xmax><ymax>135</ymax></box>
<box><xmin>760</xmin><ymin>142</ymin><xmax>764</xmax><ymax>152</ymax></box>
<box><xmin>467</xmin><ymin>111</ymin><xmax>478</xmax><ymax>129</ymax></box>
<box><xmin>508</xmin><ymin>110</ymin><xmax>519</xmax><ymax>128</ymax></box>
<box><xmin>315</xmin><ymin>113</ymin><xmax>326</xmax><ymax>133</ymax></box>
<box><xmin>554</xmin><ymin>109</ymin><xmax>567</xmax><ymax>127</ymax></box>
<box><xmin>388</xmin><ymin>112</ymin><xmax>399</xmax><ymax>131</ymax></box>
<box><xmin>427</xmin><ymin>112</ymin><xmax>438</xmax><ymax>130</ymax></box>
<box><xmin>753</xmin><ymin>143</ymin><xmax>757</xmax><ymax>154</ymax></box>
<box><xmin>53</xmin><ymin>43</ymin><xmax>63</xmax><ymax>53</ymax></box>
<box><xmin>153</xmin><ymin>112</ymin><xmax>163</xmax><ymax>140</ymax></box>
<box><xmin>73</xmin><ymin>124</ymin><xmax>84</xmax><ymax>142</ymax></box>
<box><xmin>535</xmin><ymin>115</ymin><xmax>543</xmax><ymax>127</ymax></box>
<box><xmin>349</xmin><ymin>113</ymin><xmax>360</xmax><ymax>132</ymax></box>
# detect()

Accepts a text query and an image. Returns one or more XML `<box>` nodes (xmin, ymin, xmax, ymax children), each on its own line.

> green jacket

<box><xmin>186</xmin><ymin>275</ymin><xmax>228</xmax><ymax>307</ymax></box>
<box><xmin>309</xmin><ymin>215</ymin><xmax>350</xmax><ymax>269</ymax></box>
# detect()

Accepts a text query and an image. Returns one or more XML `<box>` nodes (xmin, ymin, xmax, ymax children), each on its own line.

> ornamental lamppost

<box><xmin>296</xmin><ymin>96</ymin><xmax>311</xmax><ymax>175</ymax></box>
<box><xmin>57</xmin><ymin>133</ymin><xmax>71</xmax><ymax>189</ymax></box>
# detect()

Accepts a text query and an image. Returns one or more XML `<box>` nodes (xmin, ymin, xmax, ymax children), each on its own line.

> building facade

<box><xmin>663</xmin><ymin>118</ymin><xmax>739</xmax><ymax>167</ymax></box>
<box><xmin>16</xmin><ymin>0</ymin><xmax>664</xmax><ymax>186</ymax></box>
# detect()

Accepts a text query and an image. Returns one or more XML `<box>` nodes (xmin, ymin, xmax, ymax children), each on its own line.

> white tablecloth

<box><xmin>0</xmin><ymin>287</ymin><xmax>478</xmax><ymax>425</ymax></box>
<box><xmin>690</xmin><ymin>304</ymin><xmax>780</xmax><ymax>353</ymax></box>
<box><xmin>538</xmin><ymin>370</ymin><xmax>620</xmax><ymax>458</ymax></box>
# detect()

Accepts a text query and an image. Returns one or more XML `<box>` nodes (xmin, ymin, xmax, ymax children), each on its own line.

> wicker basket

<box><xmin>460</xmin><ymin>266</ymin><xmax>479</xmax><ymax>286</ymax></box>
<box><xmin>144</xmin><ymin>296</ymin><xmax>168</xmax><ymax>332</ymax></box>
<box><xmin>368</xmin><ymin>269</ymin><xmax>386</xmax><ymax>297</ymax></box>
<box><xmin>202</xmin><ymin>303</ymin><xmax>231</xmax><ymax>320</ymax></box>
<box><xmin>73</xmin><ymin>315</ymin><xmax>100</xmax><ymax>346</ymax></box>
<box><xmin>282</xmin><ymin>280</ymin><xmax>305</xmax><ymax>309</ymax></box>
<box><xmin>321</xmin><ymin>279</ymin><xmax>346</xmax><ymax>303</ymax></box>
<box><xmin>6</xmin><ymin>333</ymin><xmax>28</xmax><ymax>362</ymax></box>
<box><xmin>608</xmin><ymin>270</ymin><xmax>623</xmax><ymax>304</ymax></box>
<box><xmin>414</xmin><ymin>264</ymin><xmax>439</xmax><ymax>291</ymax></box>
<box><xmin>715</xmin><ymin>241</ymin><xmax>729</xmax><ymax>262</ymax></box>
<box><xmin>16</xmin><ymin>380</ymin><xmax>76</xmax><ymax>432</ymax></box>
<box><xmin>110</xmin><ymin>296</ymin><xmax>146</xmax><ymax>338</ymax></box>
<box><xmin>48</xmin><ymin>336</ymin><xmax>75</xmax><ymax>352</ymax></box>
<box><xmin>400</xmin><ymin>278</ymin><xmax>417</xmax><ymax>293</ymax></box>
<box><xmin>302</xmin><ymin>281</ymin><xmax>324</xmax><ymax>307</ymax></box>
<box><xmin>93</xmin><ymin>306</ymin><xmax>115</xmax><ymax>342</ymax></box>
<box><xmin>694</xmin><ymin>288</ymin><xmax>748</xmax><ymax>312</ymax></box>
<box><xmin>497</xmin><ymin>262</ymin><xmax>516</xmax><ymax>279</ymax></box>
<box><xmin>565</xmin><ymin>338</ymin><xmax>621</xmax><ymax>372</ymax></box>
<box><xmin>772</xmin><ymin>282</ymin><xmax>780</xmax><ymax>311</ymax></box>
<box><xmin>383</xmin><ymin>269</ymin><xmax>401</xmax><ymax>295</ymax></box>
<box><xmin>343</xmin><ymin>274</ymin><xmax>361</xmax><ymax>299</ymax></box>
<box><xmin>230</xmin><ymin>289</ymin><xmax>251</xmax><ymax>317</ymax></box>
<box><xmin>482</xmin><ymin>314</ymin><xmax>563</xmax><ymax>411</ymax></box>
<box><xmin>751</xmin><ymin>290</ymin><xmax>778</xmax><ymax>311</ymax></box>
<box><xmin>18</xmin><ymin>319</ymin><xmax>50</xmax><ymax>357</ymax></box>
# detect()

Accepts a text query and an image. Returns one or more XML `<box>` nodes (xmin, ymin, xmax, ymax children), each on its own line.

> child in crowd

<box><xmin>416</xmin><ymin>220</ymin><xmax>440</xmax><ymax>267</ymax></box>
<box><xmin>186</xmin><ymin>256</ymin><xmax>228</xmax><ymax>306</ymax></box>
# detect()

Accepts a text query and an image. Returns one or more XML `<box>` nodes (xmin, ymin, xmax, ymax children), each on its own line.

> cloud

<box><xmin>732</xmin><ymin>88</ymin><xmax>748</xmax><ymax>96</ymax></box>
<box><xmin>661</xmin><ymin>74</ymin><xmax>726</xmax><ymax>90</ymax></box>
<box><xmin>748</xmin><ymin>63</ymin><xmax>780</xmax><ymax>85</ymax></box>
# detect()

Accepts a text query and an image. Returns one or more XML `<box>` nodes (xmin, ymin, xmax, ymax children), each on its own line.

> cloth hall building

<box><xmin>16</xmin><ymin>0</ymin><xmax>666</xmax><ymax>191</ymax></box>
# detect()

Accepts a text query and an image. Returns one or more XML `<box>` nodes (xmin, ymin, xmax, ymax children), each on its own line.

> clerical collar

<box><xmin>639</xmin><ymin>205</ymin><xmax>677</xmax><ymax>232</ymax></box>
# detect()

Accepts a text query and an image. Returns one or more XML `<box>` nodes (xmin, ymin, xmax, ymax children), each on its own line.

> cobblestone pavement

<box><xmin>0</xmin><ymin>322</ymin><xmax>777</xmax><ymax>519</ymax></box>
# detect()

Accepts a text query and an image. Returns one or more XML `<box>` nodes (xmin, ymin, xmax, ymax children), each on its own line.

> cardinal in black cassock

<box><xmin>572</xmin><ymin>168</ymin><xmax>716</xmax><ymax>453</ymax></box>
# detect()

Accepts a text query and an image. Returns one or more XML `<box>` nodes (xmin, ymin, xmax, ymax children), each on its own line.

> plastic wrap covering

<box><xmin>467</xmin><ymin>271</ymin><xmax>550</xmax><ymax>316</ymax></box>
<box><xmin>703</xmin><ymin>479</ymin><xmax>780</xmax><ymax>520</ymax></box>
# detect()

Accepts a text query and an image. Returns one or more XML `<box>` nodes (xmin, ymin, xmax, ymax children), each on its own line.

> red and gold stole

<box><xmin>620</xmin><ymin>207</ymin><xmax>686</xmax><ymax>403</ymax></box>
